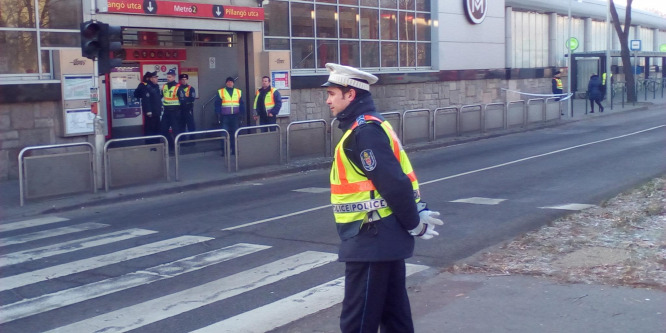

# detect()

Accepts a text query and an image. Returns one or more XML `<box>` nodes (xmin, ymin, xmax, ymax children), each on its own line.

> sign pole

<box><xmin>89</xmin><ymin>0</ymin><xmax>105</xmax><ymax>188</ymax></box>
<box><xmin>567</xmin><ymin>0</ymin><xmax>573</xmax><ymax>117</ymax></box>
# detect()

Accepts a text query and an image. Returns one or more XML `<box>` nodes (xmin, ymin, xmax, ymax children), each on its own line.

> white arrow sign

<box><xmin>147</xmin><ymin>1</ymin><xmax>154</xmax><ymax>12</ymax></box>
<box><xmin>215</xmin><ymin>6</ymin><xmax>221</xmax><ymax>16</ymax></box>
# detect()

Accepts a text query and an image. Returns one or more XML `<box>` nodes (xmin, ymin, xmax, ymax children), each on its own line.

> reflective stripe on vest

<box><xmin>330</xmin><ymin>114</ymin><xmax>420</xmax><ymax>236</ymax></box>
<box><xmin>253</xmin><ymin>88</ymin><xmax>276</xmax><ymax>111</ymax></box>
<box><xmin>219</xmin><ymin>88</ymin><xmax>241</xmax><ymax>114</ymax></box>
<box><xmin>555</xmin><ymin>78</ymin><xmax>563</xmax><ymax>90</ymax></box>
<box><xmin>162</xmin><ymin>84</ymin><xmax>181</xmax><ymax>106</ymax></box>
<box><xmin>181</xmin><ymin>85</ymin><xmax>192</xmax><ymax>97</ymax></box>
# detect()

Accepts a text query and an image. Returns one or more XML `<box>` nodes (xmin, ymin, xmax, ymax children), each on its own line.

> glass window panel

<box><xmin>291</xmin><ymin>3</ymin><xmax>315</xmax><ymax>37</ymax></box>
<box><xmin>39</xmin><ymin>0</ymin><xmax>82</xmax><ymax>29</ymax></box>
<box><xmin>340</xmin><ymin>0</ymin><xmax>357</xmax><ymax>5</ymax></box>
<box><xmin>399</xmin><ymin>42</ymin><xmax>415</xmax><ymax>67</ymax></box>
<box><xmin>0</xmin><ymin>31</ymin><xmax>38</xmax><ymax>74</ymax></box>
<box><xmin>415</xmin><ymin>13</ymin><xmax>430</xmax><ymax>41</ymax></box>
<box><xmin>416</xmin><ymin>42</ymin><xmax>430</xmax><ymax>67</ymax></box>
<box><xmin>380</xmin><ymin>10</ymin><xmax>397</xmax><ymax>40</ymax></box>
<box><xmin>381</xmin><ymin>42</ymin><xmax>397</xmax><ymax>67</ymax></box>
<box><xmin>264</xmin><ymin>0</ymin><xmax>289</xmax><ymax>37</ymax></box>
<box><xmin>265</xmin><ymin>38</ymin><xmax>290</xmax><ymax>50</ymax></box>
<box><xmin>361</xmin><ymin>0</ymin><xmax>378</xmax><ymax>6</ymax></box>
<box><xmin>317</xmin><ymin>40</ymin><xmax>338</xmax><ymax>68</ymax></box>
<box><xmin>361</xmin><ymin>41</ymin><xmax>379</xmax><ymax>68</ymax></box>
<box><xmin>380</xmin><ymin>0</ymin><xmax>396</xmax><ymax>8</ymax></box>
<box><xmin>316</xmin><ymin>4</ymin><xmax>337</xmax><ymax>38</ymax></box>
<box><xmin>360</xmin><ymin>8</ymin><xmax>378</xmax><ymax>39</ymax></box>
<box><xmin>40</xmin><ymin>31</ymin><xmax>79</xmax><ymax>47</ymax></box>
<box><xmin>292</xmin><ymin>39</ymin><xmax>316</xmax><ymax>69</ymax></box>
<box><xmin>415</xmin><ymin>0</ymin><xmax>429</xmax><ymax>11</ymax></box>
<box><xmin>339</xmin><ymin>7</ymin><xmax>359</xmax><ymax>39</ymax></box>
<box><xmin>398</xmin><ymin>12</ymin><xmax>414</xmax><ymax>41</ymax></box>
<box><xmin>41</xmin><ymin>50</ymin><xmax>52</xmax><ymax>74</ymax></box>
<box><xmin>0</xmin><ymin>0</ymin><xmax>36</xmax><ymax>27</ymax></box>
<box><xmin>340</xmin><ymin>41</ymin><xmax>359</xmax><ymax>67</ymax></box>
<box><xmin>398</xmin><ymin>0</ymin><xmax>413</xmax><ymax>10</ymax></box>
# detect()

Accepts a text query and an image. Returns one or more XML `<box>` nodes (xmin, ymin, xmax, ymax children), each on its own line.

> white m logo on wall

<box><xmin>464</xmin><ymin>0</ymin><xmax>487</xmax><ymax>24</ymax></box>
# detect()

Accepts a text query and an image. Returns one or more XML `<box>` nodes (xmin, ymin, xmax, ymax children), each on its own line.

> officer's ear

<box><xmin>345</xmin><ymin>88</ymin><xmax>357</xmax><ymax>101</ymax></box>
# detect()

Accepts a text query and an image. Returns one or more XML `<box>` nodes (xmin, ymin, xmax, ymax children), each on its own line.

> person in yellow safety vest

<box><xmin>323</xmin><ymin>63</ymin><xmax>444</xmax><ymax>333</ymax></box>
<box><xmin>161</xmin><ymin>68</ymin><xmax>187</xmax><ymax>149</ymax></box>
<box><xmin>552</xmin><ymin>70</ymin><xmax>563</xmax><ymax>101</ymax></box>
<box><xmin>253</xmin><ymin>76</ymin><xmax>282</xmax><ymax>133</ymax></box>
<box><xmin>214</xmin><ymin>76</ymin><xmax>244</xmax><ymax>155</ymax></box>
<box><xmin>601</xmin><ymin>72</ymin><xmax>613</xmax><ymax>100</ymax></box>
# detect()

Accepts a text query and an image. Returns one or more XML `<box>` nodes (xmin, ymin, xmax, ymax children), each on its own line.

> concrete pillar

<box><xmin>505</xmin><ymin>7</ymin><xmax>513</xmax><ymax>68</ymax></box>
<box><xmin>653</xmin><ymin>28</ymin><xmax>659</xmax><ymax>51</ymax></box>
<box><xmin>549</xmin><ymin>13</ymin><xmax>558</xmax><ymax>67</ymax></box>
<box><xmin>584</xmin><ymin>18</ymin><xmax>592</xmax><ymax>52</ymax></box>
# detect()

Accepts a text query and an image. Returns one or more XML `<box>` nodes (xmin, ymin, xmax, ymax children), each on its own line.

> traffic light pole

<box><xmin>89</xmin><ymin>1</ymin><xmax>105</xmax><ymax>189</ymax></box>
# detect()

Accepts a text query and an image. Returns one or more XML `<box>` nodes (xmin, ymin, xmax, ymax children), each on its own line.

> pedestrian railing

<box><xmin>544</xmin><ymin>97</ymin><xmax>562</xmax><ymax>121</ymax></box>
<box><xmin>433</xmin><ymin>106</ymin><xmax>459</xmax><ymax>139</ymax></box>
<box><xmin>18</xmin><ymin>142</ymin><xmax>97</xmax><ymax>206</ymax></box>
<box><xmin>507</xmin><ymin>100</ymin><xmax>526</xmax><ymax>128</ymax></box>
<box><xmin>104</xmin><ymin>135</ymin><xmax>169</xmax><ymax>191</ymax></box>
<box><xmin>483</xmin><ymin>103</ymin><xmax>506</xmax><ymax>132</ymax></box>
<box><xmin>286</xmin><ymin>119</ymin><xmax>327</xmax><ymax>163</ymax></box>
<box><xmin>235</xmin><ymin>124</ymin><xmax>282</xmax><ymax>171</ymax></box>
<box><xmin>402</xmin><ymin>109</ymin><xmax>432</xmax><ymax>144</ymax></box>
<box><xmin>330</xmin><ymin>118</ymin><xmax>342</xmax><ymax>157</ymax></box>
<box><xmin>459</xmin><ymin>104</ymin><xmax>483</xmax><ymax>134</ymax></box>
<box><xmin>381</xmin><ymin>111</ymin><xmax>403</xmax><ymax>142</ymax></box>
<box><xmin>526</xmin><ymin>98</ymin><xmax>546</xmax><ymax>124</ymax></box>
<box><xmin>174</xmin><ymin>129</ymin><xmax>230</xmax><ymax>181</ymax></box>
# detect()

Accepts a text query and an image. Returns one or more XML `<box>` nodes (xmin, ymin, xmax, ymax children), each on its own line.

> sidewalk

<box><xmin>2</xmin><ymin>94</ymin><xmax>664</xmax><ymax>220</ymax></box>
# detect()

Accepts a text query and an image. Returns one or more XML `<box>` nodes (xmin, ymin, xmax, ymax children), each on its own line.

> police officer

<box><xmin>552</xmin><ymin>70</ymin><xmax>563</xmax><ymax>101</ymax></box>
<box><xmin>161</xmin><ymin>69</ymin><xmax>186</xmax><ymax>149</ymax></box>
<box><xmin>214</xmin><ymin>76</ymin><xmax>244</xmax><ymax>155</ymax></box>
<box><xmin>253</xmin><ymin>76</ymin><xmax>282</xmax><ymax>132</ymax></box>
<box><xmin>179</xmin><ymin>73</ymin><xmax>196</xmax><ymax>132</ymax></box>
<box><xmin>134</xmin><ymin>71</ymin><xmax>162</xmax><ymax>142</ymax></box>
<box><xmin>323</xmin><ymin>63</ymin><xmax>444</xmax><ymax>333</ymax></box>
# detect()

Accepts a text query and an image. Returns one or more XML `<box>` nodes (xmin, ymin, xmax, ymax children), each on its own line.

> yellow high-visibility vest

<box><xmin>555</xmin><ymin>78</ymin><xmax>563</xmax><ymax>90</ymax></box>
<box><xmin>162</xmin><ymin>84</ymin><xmax>181</xmax><ymax>106</ymax></box>
<box><xmin>218</xmin><ymin>88</ymin><xmax>241</xmax><ymax>114</ymax></box>
<box><xmin>330</xmin><ymin>114</ymin><xmax>420</xmax><ymax>239</ymax></box>
<box><xmin>253</xmin><ymin>87</ymin><xmax>276</xmax><ymax>111</ymax></box>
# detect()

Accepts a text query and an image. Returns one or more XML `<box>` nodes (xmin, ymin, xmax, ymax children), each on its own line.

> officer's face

<box><xmin>326</xmin><ymin>87</ymin><xmax>354</xmax><ymax>117</ymax></box>
<box><xmin>149</xmin><ymin>76</ymin><xmax>158</xmax><ymax>84</ymax></box>
<box><xmin>262</xmin><ymin>78</ymin><xmax>271</xmax><ymax>89</ymax></box>
<box><xmin>167</xmin><ymin>74</ymin><xmax>175</xmax><ymax>82</ymax></box>
<box><xmin>179</xmin><ymin>78</ymin><xmax>188</xmax><ymax>85</ymax></box>
<box><xmin>226</xmin><ymin>81</ymin><xmax>234</xmax><ymax>88</ymax></box>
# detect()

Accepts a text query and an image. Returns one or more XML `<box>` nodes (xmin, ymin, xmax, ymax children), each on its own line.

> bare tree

<box><xmin>609</xmin><ymin>0</ymin><xmax>636</xmax><ymax>102</ymax></box>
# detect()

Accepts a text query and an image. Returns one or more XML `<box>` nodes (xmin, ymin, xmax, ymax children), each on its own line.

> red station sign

<box><xmin>103</xmin><ymin>0</ymin><xmax>264</xmax><ymax>21</ymax></box>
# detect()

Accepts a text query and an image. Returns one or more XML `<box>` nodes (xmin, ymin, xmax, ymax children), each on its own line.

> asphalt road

<box><xmin>1</xmin><ymin>107</ymin><xmax>664</xmax><ymax>332</ymax></box>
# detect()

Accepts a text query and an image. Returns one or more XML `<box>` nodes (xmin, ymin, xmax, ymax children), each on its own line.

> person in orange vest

<box><xmin>253</xmin><ymin>76</ymin><xmax>282</xmax><ymax>132</ymax></box>
<box><xmin>214</xmin><ymin>77</ymin><xmax>244</xmax><ymax>155</ymax></box>
<box><xmin>552</xmin><ymin>70</ymin><xmax>563</xmax><ymax>101</ymax></box>
<box><xmin>161</xmin><ymin>69</ymin><xmax>187</xmax><ymax>149</ymax></box>
<box><xmin>324</xmin><ymin>63</ymin><xmax>444</xmax><ymax>333</ymax></box>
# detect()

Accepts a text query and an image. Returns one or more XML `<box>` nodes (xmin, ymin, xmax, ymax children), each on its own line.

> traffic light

<box><xmin>80</xmin><ymin>21</ymin><xmax>103</xmax><ymax>59</ymax></box>
<box><xmin>98</xmin><ymin>24</ymin><xmax>124</xmax><ymax>75</ymax></box>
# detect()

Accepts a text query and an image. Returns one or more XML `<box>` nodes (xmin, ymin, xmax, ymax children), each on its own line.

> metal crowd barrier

<box><xmin>483</xmin><ymin>103</ymin><xmax>506</xmax><ymax>132</ymax></box>
<box><xmin>526</xmin><ymin>98</ymin><xmax>545</xmax><ymax>123</ymax></box>
<box><xmin>174</xmin><ymin>129</ymin><xmax>230</xmax><ymax>181</ymax></box>
<box><xmin>235</xmin><ymin>124</ymin><xmax>282</xmax><ymax>171</ymax></box>
<box><xmin>104</xmin><ymin>135</ymin><xmax>169</xmax><ymax>191</ymax></box>
<box><xmin>459</xmin><ymin>104</ymin><xmax>483</xmax><ymax>133</ymax></box>
<box><xmin>402</xmin><ymin>109</ymin><xmax>432</xmax><ymax>144</ymax></box>
<box><xmin>18</xmin><ymin>142</ymin><xmax>96</xmax><ymax>206</ymax></box>
<box><xmin>381</xmin><ymin>111</ymin><xmax>403</xmax><ymax>142</ymax></box>
<box><xmin>286</xmin><ymin>119</ymin><xmax>327</xmax><ymax>162</ymax></box>
<box><xmin>544</xmin><ymin>97</ymin><xmax>562</xmax><ymax>121</ymax></box>
<box><xmin>506</xmin><ymin>100</ymin><xmax>526</xmax><ymax>128</ymax></box>
<box><xmin>433</xmin><ymin>106</ymin><xmax>459</xmax><ymax>139</ymax></box>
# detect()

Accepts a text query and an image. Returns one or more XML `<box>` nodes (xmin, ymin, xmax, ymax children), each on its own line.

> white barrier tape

<box><xmin>501</xmin><ymin>88</ymin><xmax>573</xmax><ymax>101</ymax></box>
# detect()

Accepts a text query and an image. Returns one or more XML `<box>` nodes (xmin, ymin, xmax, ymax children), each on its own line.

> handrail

<box><xmin>103</xmin><ymin>135</ymin><xmax>168</xmax><ymax>192</ymax></box>
<box><xmin>201</xmin><ymin>94</ymin><xmax>218</xmax><ymax>128</ymax></box>
<box><xmin>526</xmin><ymin>98</ymin><xmax>546</xmax><ymax>123</ymax></box>
<box><xmin>235</xmin><ymin>124</ymin><xmax>282</xmax><ymax>171</ymax></box>
<box><xmin>459</xmin><ymin>104</ymin><xmax>483</xmax><ymax>133</ymax></box>
<box><xmin>402</xmin><ymin>109</ymin><xmax>432</xmax><ymax>143</ymax></box>
<box><xmin>506</xmin><ymin>100</ymin><xmax>526</xmax><ymax>127</ymax></box>
<box><xmin>433</xmin><ymin>106</ymin><xmax>459</xmax><ymax>138</ymax></box>
<box><xmin>18</xmin><ymin>142</ymin><xmax>96</xmax><ymax>206</ymax></box>
<box><xmin>174</xmin><ymin>129</ymin><xmax>230</xmax><ymax>180</ymax></box>
<box><xmin>483</xmin><ymin>103</ymin><xmax>506</xmax><ymax>132</ymax></box>
<box><xmin>286</xmin><ymin>119</ymin><xmax>327</xmax><ymax>163</ymax></box>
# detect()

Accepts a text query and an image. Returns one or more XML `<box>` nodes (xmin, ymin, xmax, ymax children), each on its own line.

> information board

<box><xmin>65</xmin><ymin>108</ymin><xmax>95</xmax><ymax>136</ymax></box>
<box><xmin>63</xmin><ymin>75</ymin><xmax>94</xmax><ymax>101</ymax></box>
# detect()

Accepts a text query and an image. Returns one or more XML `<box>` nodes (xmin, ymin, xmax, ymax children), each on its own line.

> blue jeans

<box><xmin>219</xmin><ymin>114</ymin><xmax>240</xmax><ymax>154</ymax></box>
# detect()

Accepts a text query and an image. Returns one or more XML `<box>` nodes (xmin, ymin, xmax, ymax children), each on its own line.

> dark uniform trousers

<box><xmin>341</xmin><ymin>260</ymin><xmax>414</xmax><ymax>333</ymax></box>
<box><xmin>161</xmin><ymin>106</ymin><xmax>183</xmax><ymax>148</ymax></box>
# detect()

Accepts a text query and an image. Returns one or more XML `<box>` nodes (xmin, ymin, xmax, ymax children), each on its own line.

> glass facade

<box><xmin>0</xmin><ymin>0</ymin><xmax>81</xmax><ymax>79</ymax></box>
<box><xmin>263</xmin><ymin>0</ymin><xmax>432</xmax><ymax>73</ymax></box>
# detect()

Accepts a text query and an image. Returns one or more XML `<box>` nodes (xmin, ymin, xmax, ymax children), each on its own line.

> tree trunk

<box><xmin>610</xmin><ymin>0</ymin><xmax>637</xmax><ymax>102</ymax></box>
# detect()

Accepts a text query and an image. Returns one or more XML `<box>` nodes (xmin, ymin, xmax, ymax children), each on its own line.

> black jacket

<box><xmin>587</xmin><ymin>75</ymin><xmax>603</xmax><ymax>100</ymax></box>
<box><xmin>134</xmin><ymin>81</ymin><xmax>162</xmax><ymax>115</ymax></box>
<box><xmin>335</xmin><ymin>92</ymin><xmax>420</xmax><ymax>262</ymax></box>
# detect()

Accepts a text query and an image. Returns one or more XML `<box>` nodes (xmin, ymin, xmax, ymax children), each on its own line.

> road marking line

<box><xmin>0</xmin><ymin>243</ymin><xmax>270</xmax><ymax>324</ymax></box>
<box><xmin>540</xmin><ymin>203</ymin><xmax>597</xmax><ymax>211</ymax></box>
<box><xmin>292</xmin><ymin>187</ymin><xmax>330</xmax><ymax>193</ymax></box>
<box><xmin>450</xmin><ymin>197</ymin><xmax>507</xmax><ymax>205</ymax></box>
<box><xmin>0</xmin><ymin>235</ymin><xmax>213</xmax><ymax>292</ymax></box>
<box><xmin>191</xmin><ymin>263</ymin><xmax>428</xmax><ymax>333</ymax></box>
<box><xmin>43</xmin><ymin>251</ymin><xmax>337</xmax><ymax>333</ymax></box>
<box><xmin>223</xmin><ymin>125</ymin><xmax>665</xmax><ymax>231</ymax></box>
<box><xmin>0</xmin><ymin>222</ymin><xmax>109</xmax><ymax>247</ymax></box>
<box><xmin>0</xmin><ymin>228</ymin><xmax>157</xmax><ymax>267</ymax></box>
<box><xmin>0</xmin><ymin>216</ymin><xmax>69</xmax><ymax>233</ymax></box>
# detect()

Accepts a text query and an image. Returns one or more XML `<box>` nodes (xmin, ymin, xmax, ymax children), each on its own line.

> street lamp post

<box><xmin>606</xmin><ymin>0</ymin><xmax>612</xmax><ymax>106</ymax></box>
<box><xmin>568</xmin><ymin>0</ymin><xmax>573</xmax><ymax>116</ymax></box>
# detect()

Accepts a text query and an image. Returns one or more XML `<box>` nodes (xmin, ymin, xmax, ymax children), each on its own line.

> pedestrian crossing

<box><xmin>0</xmin><ymin>216</ymin><xmax>429</xmax><ymax>333</ymax></box>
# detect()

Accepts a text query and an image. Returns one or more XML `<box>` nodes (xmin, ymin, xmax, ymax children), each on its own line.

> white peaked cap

<box><xmin>321</xmin><ymin>63</ymin><xmax>378</xmax><ymax>91</ymax></box>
